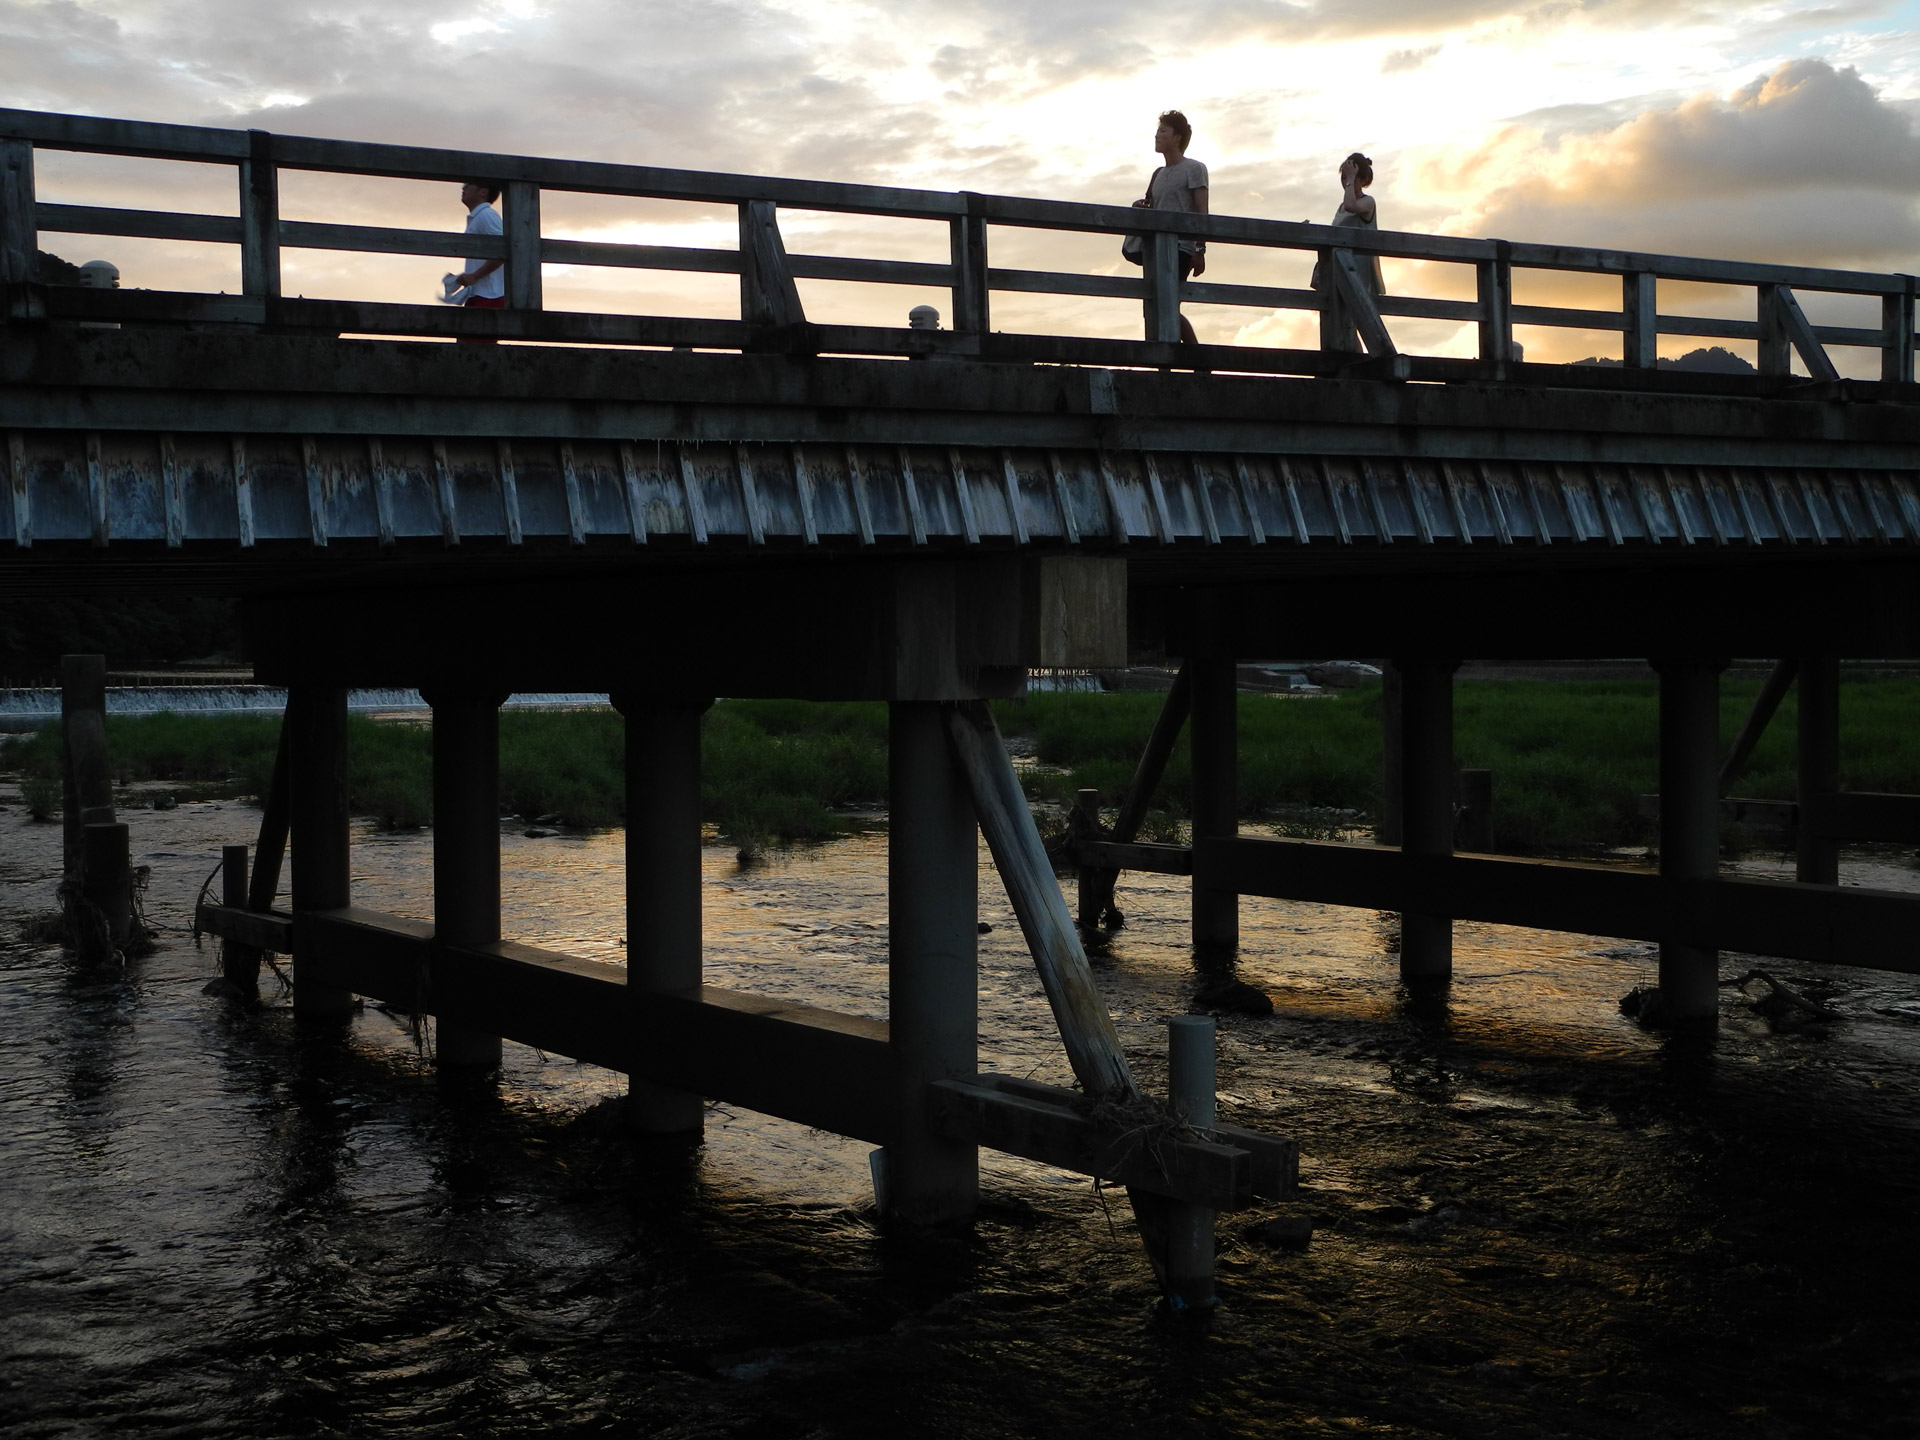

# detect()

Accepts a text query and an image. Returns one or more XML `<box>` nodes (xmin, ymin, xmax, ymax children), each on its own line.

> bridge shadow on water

<box><xmin>2</xmin><ymin>811</ymin><xmax>1918</xmax><ymax>1438</ymax></box>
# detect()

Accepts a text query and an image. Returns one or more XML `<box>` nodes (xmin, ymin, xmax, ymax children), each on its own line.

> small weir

<box><xmin>0</xmin><ymin>685</ymin><xmax>610</xmax><ymax>731</ymax></box>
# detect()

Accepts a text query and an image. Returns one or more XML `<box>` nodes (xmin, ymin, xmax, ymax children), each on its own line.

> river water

<box><xmin>3</xmin><ymin>797</ymin><xmax>1918</xmax><ymax>1437</ymax></box>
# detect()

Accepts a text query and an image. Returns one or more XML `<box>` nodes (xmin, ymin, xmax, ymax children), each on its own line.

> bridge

<box><xmin>6</xmin><ymin>108</ymin><xmax>1919</xmax><ymax>1306</ymax></box>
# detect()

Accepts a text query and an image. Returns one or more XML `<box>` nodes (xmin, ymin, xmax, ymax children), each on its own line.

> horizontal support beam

<box><xmin>1636</xmin><ymin>796</ymin><xmax>1799</xmax><ymax>828</ymax></box>
<box><xmin>1072</xmin><ymin>839</ymin><xmax>1194</xmax><ymax>876</ymax></box>
<box><xmin>928</xmin><ymin>1076</ymin><xmax>1255</xmax><ymax>1211</ymax></box>
<box><xmin>292</xmin><ymin>906</ymin><xmax>895</xmax><ymax>1140</ymax></box>
<box><xmin>1633</xmin><ymin>791</ymin><xmax>1920</xmax><ymax>841</ymax></box>
<box><xmin>1196</xmin><ymin>836</ymin><xmax>1920</xmax><ymax>974</ymax></box>
<box><xmin>1804</xmin><ymin>791</ymin><xmax>1920</xmax><ymax>843</ymax></box>
<box><xmin>981</xmin><ymin>1073</ymin><xmax>1297</xmax><ymax>1201</ymax></box>
<box><xmin>197</xmin><ymin>902</ymin><xmax>293</xmax><ymax>950</ymax></box>
<box><xmin>196</xmin><ymin>901</ymin><xmax>1297</xmax><ymax>1195</ymax></box>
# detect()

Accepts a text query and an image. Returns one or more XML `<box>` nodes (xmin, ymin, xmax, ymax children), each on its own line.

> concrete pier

<box><xmin>1397</xmin><ymin>660</ymin><xmax>1457</xmax><ymax>984</ymax></box>
<box><xmin>1657</xmin><ymin>660</ymin><xmax>1723</xmax><ymax>1025</ymax></box>
<box><xmin>1189</xmin><ymin>657</ymin><xmax>1239</xmax><ymax>955</ymax></box>
<box><xmin>882</xmin><ymin>702</ymin><xmax>979</xmax><ymax>1226</ymax></box>
<box><xmin>289</xmin><ymin>687</ymin><xmax>355</xmax><ymax>1018</ymax></box>
<box><xmin>429</xmin><ymin>692</ymin><xmax>505</xmax><ymax>1068</ymax></box>
<box><xmin>615</xmin><ymin>696</ymin><xmax>708</xmax><ymax>1135</ymax></box>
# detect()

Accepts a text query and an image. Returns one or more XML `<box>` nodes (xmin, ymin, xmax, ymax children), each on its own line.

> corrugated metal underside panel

<box><xmin>3</xmin><ymin>430</ymin><xmax>1917</xmax><ymax>550</ymax></box>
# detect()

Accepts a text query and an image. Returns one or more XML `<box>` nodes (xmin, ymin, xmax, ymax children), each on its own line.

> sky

<box><xmin>3</xmin><ymin>0</ymin><xmax>1917</xmax><ymax>363</ymax></box>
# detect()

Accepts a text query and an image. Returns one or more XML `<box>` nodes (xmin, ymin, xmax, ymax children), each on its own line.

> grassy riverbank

<box><xmin>8</xmin><ymin>675</ymin><xmax>1920</xmax><ymax>852</ymax></box>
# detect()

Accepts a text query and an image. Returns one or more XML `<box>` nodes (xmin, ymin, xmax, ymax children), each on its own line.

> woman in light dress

<box><xmin>1310</xmin><ymin>152</ymin><xmax>1384</xmax><ymax>299</ymax></box>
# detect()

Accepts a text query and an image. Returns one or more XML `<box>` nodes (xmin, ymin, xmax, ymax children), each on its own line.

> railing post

<box><xmin>239</xmin><ymin>129</ymin><xmax>280</xmax><ymax>301</ymax></box>
<box><xmin>503</xmin><ymin>179</ymin><xmax>542</xmax><ymax>312</ymax></box>
<box><xmin>1758</xmin><ymin>283</ymin><xmax>1789</xmax><ymax>377</ymax></box>
<box><xmin>1475</xmin><ymin>245</ymin><xmax>1513</xmax><ymax>363</ymax></box>
<box><xmin>0</xmin><ymin>138</ymin><xmax>35</xmax><ymax>287</ymax></box>
<box><xmin>1623</xmin><ymin>271</ymin><xmax>1657</xmax><ymax>369</ymax></box>
<box><xmin>1884</xmin><ymin>279</ymin><xmax>1916</xmax><ymax>386</ymax></box>
<box><xmin>1796</xmin><ymin>655</ymin><xmax>1840</xmax><ymax>885</ymax></box>
<box><xmin>1143</xmin><ymin>231</ymin><xmax>1182</xmax><ymax>344</ymax></box>
<box><xmin>738</xmin><ymin>199</ymin><xmax>805</xmax><ymax>330</ymax></box>
<box><xmin>1758</xmin><ymin>283</ymin><xmax>1839</xmax><ymax>381</ymax></box>
<box><xmin>949</xmin><ymin>205</ymin><xmax>989</xmax><ymax>335</ymax></box>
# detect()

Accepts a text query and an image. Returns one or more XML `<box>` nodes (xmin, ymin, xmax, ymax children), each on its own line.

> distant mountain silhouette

<box><xmin>1572</xmin><ymin>346</ymin><xmax>1756</xmax><ymax>373</ymax></box>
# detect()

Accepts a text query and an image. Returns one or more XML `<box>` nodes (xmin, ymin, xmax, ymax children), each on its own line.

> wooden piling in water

<box><xmin>1189</xmin><ymin>657</ymin><xmax>1239</xmax><ymax>955</ymax></box>
<box><xmin>1797</xmin><ymin>656</ymin><xmax>1840</xmax><ymax>886</ymax></box>
<box><xmin>59</xmin><ymin>654</ymin><xmax>114</xmax><ymax>882</ymax></box>
<box><xmin>882</xmin><ymin>701</ymin><xmax>979</xmax><ymax>1225</ymax></box>
<box><xmin>1165</xmin><ymin>1015</ymin><xmax>1218</xmax><ymax>1310</ymax></box>
<box><xmin>219</xmin><ymin>843</ymin><xmax>258</xmax><ymax>992</ymax></box>
<box><xmin>1656</xmin><ymin>659</ymin><xmax>1723</xmax><ymax>1024</ymax></box>
<box><xmin>614</xmin><ymin>694</ymin><xmax>708</xmax><ymax>1135</ymax></box>
<box><xmin>81</xmin><ymin>821</ymin><xmax>131</xmax><ymax>949</ymax></box>
<box><xmin>288</xmin><ymin>687</ymin><xmax>355</xmax><ymax>1018</ymax></box>
<box><xmin>1397</xmin><ymin>660</ymin><xmax>1457</xmax><ymax>983</ymax></box>
<box><xmin>428</xmin><ymin>691</ymin><xmax>505</xmax><ymax>1067</ymax></box>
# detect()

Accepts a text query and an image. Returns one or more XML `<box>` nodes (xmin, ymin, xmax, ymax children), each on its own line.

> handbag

<box><xmin>1121</xmin><ymin>173</ymin><xmax>1158</xmax><ymax>265</ymax></box>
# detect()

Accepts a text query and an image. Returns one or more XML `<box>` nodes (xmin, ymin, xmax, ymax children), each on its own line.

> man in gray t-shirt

<box><xmin>1133</xmin><ymin>109</ymin><xmax>1208</xmax><ymax>344</ymax></box>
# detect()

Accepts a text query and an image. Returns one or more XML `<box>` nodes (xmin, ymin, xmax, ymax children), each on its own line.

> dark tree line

<box><xmin>0</xmin><ymin>597</ymin><xmax>241</xmax><ymax>678</ymax></box>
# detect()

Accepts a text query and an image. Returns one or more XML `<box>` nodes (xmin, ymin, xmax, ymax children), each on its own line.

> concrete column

<box><xmin>1397</xmin><ymin>660</ymin><xmax>1457</xmax><ymax>983</ymax></box>
<box><xmin>288</xmin><ymin>686</ymin><xmax>355</xmax><ymax>1018</ymax></box>
<box><xmin>1656</xmin><ymin>659</ymin><xmax>1722</xmax><ymax>1025</ymax></box>
<box><xmin>614</xmin><ymin>694</ymin><xmax>708</xmax><ymax>1135</ymax></box>
<box><xmin>428</xmin><ymin>692</ymin><xmax>504</xmax><ymax>1068</ymax></box>
<box><xmin>1796</xmin><ymin>655</ymin><xmax>1840</xmax><ymax>886</ymax></box>
<box><xmin>1165</xmin><ymin>1015</ymin><xmax>1217</xmax><ymax>1310</ymax></box>
<box><xmin>882</xmin><ymin>701</ymin><xmax>979</xmax><ymax>1226</ymax></box>
<box><xmin>1379</xmin><ymin>664</ymin><xmax>1403</xmax><ymax>846</ymax></box>
<box><xmin>1189</xmin><ymin>655</ymin><xmax>1239</xmax><ymax>954</ymax></box>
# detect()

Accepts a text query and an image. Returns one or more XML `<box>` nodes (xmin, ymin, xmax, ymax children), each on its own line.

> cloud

<box><xmin>1430</xmin><ymin>60</ymin><xmax>1920</xmax><ymax>267</ymax></box>
<box><xmin>1381</xmin><ymin>44</ymin><xmax>1440</xmax><ymax>74</ymax></box>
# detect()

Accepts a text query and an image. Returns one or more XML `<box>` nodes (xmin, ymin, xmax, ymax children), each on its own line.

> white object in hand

<box><xmin>439</xmin><ymin>272</ymin><xmax>469</xmax><ymax>305</ymax></box>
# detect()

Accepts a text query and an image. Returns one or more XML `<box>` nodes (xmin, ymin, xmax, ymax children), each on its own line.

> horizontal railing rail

<box><xmin>2</xmin><ymin>106</ymin><xmax>1915</xmax><ymax>385</ymax></box>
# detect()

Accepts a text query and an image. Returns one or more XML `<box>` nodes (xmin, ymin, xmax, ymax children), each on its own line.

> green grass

<box><xmin>7</xmin><ymin>676</ymin><xmax>1919</xmax><ymax>853</ymax></box>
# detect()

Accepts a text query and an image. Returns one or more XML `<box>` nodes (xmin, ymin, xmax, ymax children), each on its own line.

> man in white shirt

<box><xmin>1132</xmin><ymin>110</ymin><xmax>1208</xmax><ymax>345</ymax></box>
<box><xmin>454</xmin><ymin>182</ymin><xmax>506</xmax><ymax>344</ymax></box>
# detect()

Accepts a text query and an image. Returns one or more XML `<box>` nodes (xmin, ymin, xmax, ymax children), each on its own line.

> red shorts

<box><xmin>460</xmin><ymin>294</ymin><xmax>505</xmax><ymax>344</ymax></box>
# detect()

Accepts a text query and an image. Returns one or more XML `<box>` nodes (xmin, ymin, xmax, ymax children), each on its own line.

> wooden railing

<box><xmin>1</xmin><ymin>106</ymin><xmax>1915</xmax><ymax>385</ymax></box>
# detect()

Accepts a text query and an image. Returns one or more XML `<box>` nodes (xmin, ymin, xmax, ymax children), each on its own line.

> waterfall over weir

<box><xmin>0</xmin><ymin>687</ymin><xmax>612</xmax><ymax>732</ymax></box>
